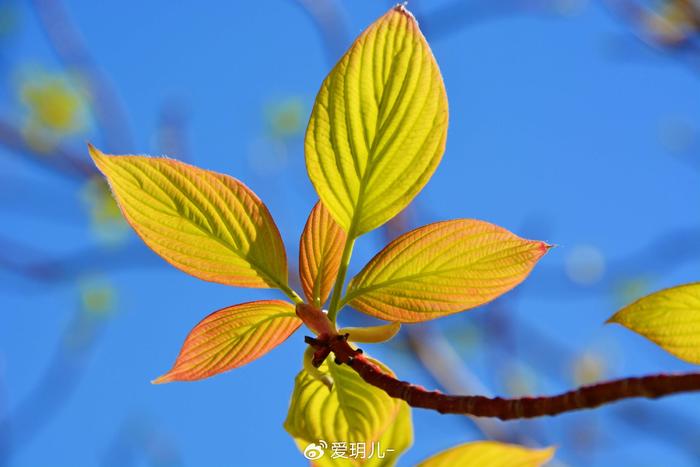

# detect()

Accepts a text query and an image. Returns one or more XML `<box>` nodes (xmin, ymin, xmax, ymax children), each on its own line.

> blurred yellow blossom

<box><xmin>572</xmin><ymin>352</ymin><xmax>606</xmax><ymax>386</ymax></box>
<box><xmin>613</xmin><ymin>276</ymin><xmax>652</xmax><ymax>306</ymax></box>
<box><xmin>643</xmin><ymin>0</ymin><xmax>699</xmax><ymax>46</ymax></box>
<box><xmin>264</xmin><ymin>96</ymin><xmax>306</xmax><ymax>139</ymax></box>
<box><xmin>79</xmin><ymin>275</ymin><xmax>117</xmax><ymax>316</ymax></box>
<box><xmin>18</xmin><ymin>70</ymin><xmax>90</xmax><ymax>150</ymax></box>
<box><xmin>80</xmin><ymin>176</ymin><xmax>129</xmax><ymax>245</ymax></box>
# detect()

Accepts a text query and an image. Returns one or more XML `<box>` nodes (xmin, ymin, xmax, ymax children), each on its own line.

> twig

<box><xmin>404</xmin><ymin>324</ymin><xmax>509</xmax><ymax>439</ymax></box>
<box><xmin>305</xmin><ymin>329</ymin><xmax>700</xmax><ymax>420</ymax></box>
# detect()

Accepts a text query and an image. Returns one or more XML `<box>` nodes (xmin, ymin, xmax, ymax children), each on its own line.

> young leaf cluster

<box><xmin>96</xmin><ymin>4</ymin><xmax>700</xmax><ymax>465</ymax></box>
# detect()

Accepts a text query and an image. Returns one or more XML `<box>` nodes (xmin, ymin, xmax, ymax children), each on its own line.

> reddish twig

<box><xmin>305</xmin><ymin>331</ymin><xmax>700</xmax><ymax>421</ymax></box>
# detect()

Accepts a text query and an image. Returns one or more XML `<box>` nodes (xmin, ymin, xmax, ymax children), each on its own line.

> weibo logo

<box><xmin>303</xmin><ymin>440</ymin><xmax>328</xmax><ymax>460</ymax></box>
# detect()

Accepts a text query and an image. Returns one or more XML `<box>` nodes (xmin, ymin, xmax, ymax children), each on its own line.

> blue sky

<box><xmin>1</xmin><ymin>1</ymin><xmax>699</xmax><ymax>466</ymax></box>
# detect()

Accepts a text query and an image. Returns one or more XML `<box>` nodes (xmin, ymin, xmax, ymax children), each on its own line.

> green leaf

<box><xmin>299</xmin><ymin>201</ymin><xmax>347</xmax><ymax>307</ymax></box>
<box><xmin>305</xmin><ymin>5</ymin><xmax>448</xmax><ymax>237</ymax></box>
<box><xmin>345</xmin><ymin>219</ymin><xmax>550</xmax><ymax>323</ymax></box>
<box><xmin>607</xmin><ymin>282</ymin><xmax>700</xmax><ymax>364</ymax></box>
<box><xmin>285</xmin><ymin>358</ymin><xmax>412</xmax><ymax>466</ymax></box>
<box><xmin>153</xmin><ymin>300</ymin><xmax>300</xmax><ymax>383</ymax></box>
<box><xmin>89</xmin><ymin>145</ymin><xmax>289</xmax><ymax>289</ymax></box>
<box><xmin>418</xmin><ymin>441</ymin><xmax>554</xmax><ymax>467</ymax></box>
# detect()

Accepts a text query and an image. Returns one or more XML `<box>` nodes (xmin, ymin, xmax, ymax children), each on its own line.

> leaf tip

<box><xmin>539</xmin><ymin>446</ymin><xmax>557</xmax><ymax>464</ymax></box>
<box><xmin>604</xmin><ymin>312</ymin><xmax>621</xmax><ymax>326</ymax></box>
<box><xmin>87</xmin><ymin>142</ymin><xmax>102</xmax><ymax>159</ymax></box>
<box><xmin>393</xmin><ymin>2</ymin><xmax>412</xmax><ymax>15</ymax></box>
<box><xmin>87</xmin><ymin>143</ymin><xmax>110</xmax><ymax>170</ymax></box>
<box><xmin>531</xmin><ymin>241</ymin><xmax>554</xmax><ymax>260</ymax></box>
<box><xmin>390</xmin><ymin>3</ymin><xmax>419</xmax><ymax>27</ymax></box>
<box><xmin>151</xmin><ymin>372</ymin><xmax>174</xmax><ymax>385</ymax></box>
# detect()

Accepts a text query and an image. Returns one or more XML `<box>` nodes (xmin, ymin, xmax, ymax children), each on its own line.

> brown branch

<box><xmin>404</xmin><ymin>323</ymin><xmax>510</xmax><ymax>440</ymax></box>
<box><xmin>306</xmin><ymin>331</ymin><xmax>700</xmax><ymax>421</ymax></box>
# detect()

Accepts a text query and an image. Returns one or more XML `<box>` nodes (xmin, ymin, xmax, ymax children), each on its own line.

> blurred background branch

<box><xmin>30</xmin><ymin>0</ymin><xmax>133</xmax><ymax>152</ymax></box>
<box><xmin>0</xmin><ymin>0</ymin><xmax>697</xmax><ymax>465</ymax></box>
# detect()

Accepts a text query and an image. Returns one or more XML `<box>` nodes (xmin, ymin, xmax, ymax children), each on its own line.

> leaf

<box><xmin>418</xmin><ymin>441</ymin><xmax>554</xmax><ymax>467</ymax></box>
<box><xmin>299</xmin><ymin>201</ymin><xmax>347</xmax><ymax>307</ymax></box>
<box><xmin>345</xmin><ymin>219</ymin><xmax>550</xmax><ymax>323</ymax></box>
<box><xmin>89</xmin><ymin>145</ymin><xmax>288</xmax><ymax>289</ymax></box>
<box><xmin>153</xmin><ymin>300</ymin><xmax>300</xmax><ymax>383</ymax></box>
<box><xmin>339</xmin><ymin>322</ymin><xmax>401</xmax><ymax>343</ymax></box>
<box><xmin>305</xmin><ymin>5</ymin><xmax>448</xmax><ymax>237</ymax></box>
<box><xmin>607</xmin><ymin>282</ymin><xmax>700</xmax><ymax>364</ymax></box>
<box><xmin>296</xmin><ymin>404</ymin><xmax>412</xmax><ymax>467</ymax></box>
<box><xmin>365</xmin><ymin>403</ymin><xmax>412</xmax><ymax>467</ymax></box>
<box><xmin>285</xmin><ymin>358</ymin><xmax>412</xmax><ymax>466</ymax></box>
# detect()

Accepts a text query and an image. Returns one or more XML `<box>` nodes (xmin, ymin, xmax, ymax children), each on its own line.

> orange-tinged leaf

<box><xmin>299</xmin><ymin>201</ymin><xmax>346</xmax><ymax>307</ymax></box>
<box><xmin>89</xmin><ymin>145</ymin><xmax>288</xmax><ymax>289</ymax></box>
<box><xmin>305</xmin><ymin>5</ymin><xmax>448</xmax><ymax>236</ymax></box>
<box><xmin>607</xmin><ymin>282</ymin><xmax>700</xmax><ymax>364</ymax></box>
<box><xmin>418</xmin><ymin>441</ymin><xmax>554</xmax><ymax>467</ymax></box>
<box><xmin>345</xmin><ymin>219</ymin><xmax>550</xmax><ymax>323</ymax></box>
<box><xmin>153</xmin><ymin>300</ymin><xmax>300</xmax><ymax>383</ymax></box>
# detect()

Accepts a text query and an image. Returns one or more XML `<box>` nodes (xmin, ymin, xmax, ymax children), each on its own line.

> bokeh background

<box><xmin>1</xmin><ymin>0</ymin><xmax>699</xmax><ymax>465</ymax></box>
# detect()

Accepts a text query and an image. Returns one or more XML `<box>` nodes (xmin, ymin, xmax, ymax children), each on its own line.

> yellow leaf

<box><xmin>296</xmin><ymin>404</ymin><xmax>412</xmax><ymax>467</ymax></box>
<box><xmin>607</xmin><ymin>282</ymin><xmax>700</xmax><ymax>364</ymax></box>
<box><xmin>305</xmin><ymin>5</ymin><xmax>448</xmax><ymax>237</ymax></box>
<box><xmin>153</xmin><ymin>300</ymin><xmax>300</xmax><ymax>383</ymax></box>
<box><xmin>299</xmin><ymin>201</ymin><xmax>347</xmax><ymax>307</ymax></box>
<box><xmin>285</xmin><ymin>358</ymin><xmax>412</xmax><ymax>466</ymax></box>
<box><xmin>89</xmin><ymin>145</ymin><xmax>289</xmax><ymax>289</ymax></box>
<box><xmin>339</xmin><ymin>322</ymin><xmax>401</xmax><ymax>344</ymax></box>
<box><xmin>418</xmin><ymin>441</ymin><xmax>554</xmax><ymax>467</ymax></box>
<box><xmin>345</xmin><ymin>219</ymin><xmax>550</xmax><ymax>323</ymax></box>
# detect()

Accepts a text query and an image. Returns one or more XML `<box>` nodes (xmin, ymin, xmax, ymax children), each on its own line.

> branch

<box><xmin>0</xmin><ymin>118</ymin><xmax>95</xmax><ymax>179</ymax></box>
<box><xmin>0</xmin><ymin>308</ymin><xmax>108</xmax><ymax>464</ymax></box>
<box><xmin>306</xmin><ymin>332</ymin><xmax>700</xmax><ymax>421</ymax></box>
<box><xmin>30</xmin><ymin>0</ymin><xmax>133</xmax><ymax>151</ymax></box>
<box><xmin>404</xmin><ymin>322</ymin><xmax>510</xmax><ymax>440</ymax></box>
<box><xmin>418</xmin><ymin>0</ymin><xmax>565</xmax><ymax>42</ymax></box>
<box><xmin>0</xmin><ymin>237</ymin><xmax>161</xmax><ymax>289</ymax></box>
<box><xmin>292</xmin><ymin>0</ymin><xmax>349</xmax><ymax>64</ymax></box>
<box><xmin>600</xmin><ymin>0</ymin><xmax>700</xmax><ymax>77</ymax></box>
